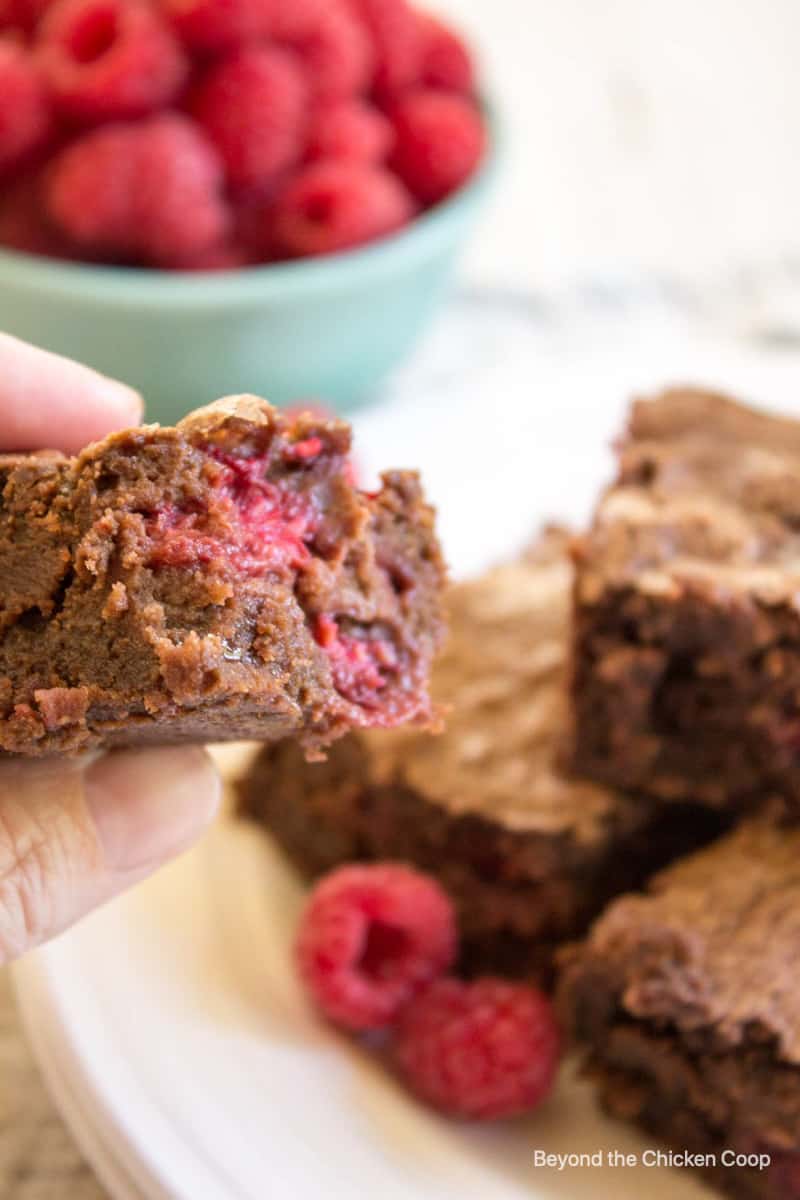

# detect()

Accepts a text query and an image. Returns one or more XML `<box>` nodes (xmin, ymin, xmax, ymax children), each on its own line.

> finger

<box><xmin>0</xmin><ymin>334</ymin><xmax>143</xmax><ymax>454</ymax></box>
<box><xmin>0</xmin><ymin>745</ymin><xmax>220</xmax><ymax>963</ymax></box>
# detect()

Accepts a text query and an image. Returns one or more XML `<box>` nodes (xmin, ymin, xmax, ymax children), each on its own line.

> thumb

<box><xmin>0</xmin><ymin>745</ymin><xmax>220</xmax><ymax>963</ymax></box>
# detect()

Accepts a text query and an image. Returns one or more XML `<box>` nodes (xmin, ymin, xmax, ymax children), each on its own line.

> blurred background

<box><xmin>444</xmin><ymin>0</ymin><xmax>800</xmax><ymax>290</ymax></box>
<box><xmin>5</xmin><ymin>0</ymin><xmax>800</xmax><ymax>415</ymax></box>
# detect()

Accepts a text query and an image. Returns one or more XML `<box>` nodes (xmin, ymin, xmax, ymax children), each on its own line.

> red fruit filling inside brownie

<box><xmin>147</xmin><ymin>447</ymin><xmax>315</xmax><ymax>576</ymax></box>
<box><xmin>142</xmin><ymin>414</ymin><xmax>425</xmax><ymax>724</ymax></box>
<box><xmin>313</xmin><ymin>612</ymin><xmax>398</xmax><ymax>710</ymax></box>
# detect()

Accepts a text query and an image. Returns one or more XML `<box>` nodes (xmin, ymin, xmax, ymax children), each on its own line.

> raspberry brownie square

<box><xmin>0</xmin><ymin>396</ymin><xmax>445</xmax><ymax>755</ymax></box>
<box><xmin>238</xmin><ymin>530</ymin><xmax>724</xmax><ymax>984</ymax></box>
<box><xmin>559</xmin><ymin>816</ymin><xmax>800</xmax><ymax>1200</ymax></box>
<box><xmin>571</xmin><ymin>387</ymin><xmax>800</xmax><ymax>810</ymax></box>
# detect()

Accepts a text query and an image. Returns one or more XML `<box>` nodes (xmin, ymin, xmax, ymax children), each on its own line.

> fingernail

<box><xmin>100</xmin><ymin>375</ymin><xmax>143</xmax><ymax>426</ymax></box>
<box><xmin>112</xmin><ymin>383</ymin><xmax>144</xmax><ymax>425</ymax></box>
<box><xmin>84</xmin><ymin>746</ymin><xmax>221</xmax><ymax>873</ymax></box>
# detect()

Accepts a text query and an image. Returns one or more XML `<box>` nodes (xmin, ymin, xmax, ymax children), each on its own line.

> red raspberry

<box><xmin>295</xmin><ymin>863</ymin><xmax>457</xmax><ymax>1031</ymax></box>
<box><xmin>346</xmin><ymin>0</ymin><xmax>422</xmax><ymax>98</ymax></box>
<box><xmin>36</xmin><ymin>0</ymin><xmax>188</xmax><ymax>123</ymax></box>
<box><xmin>268</xmin><ymin>0</ymin><xmax>322</xmax><ymax>39</ymax></box>
<box><xmin>45</xmin><ymin>122</ymin><xmax>138</xmax><ymax>253</ymax></box>
<box><xmin>162</xmin><ymin>0</ymin><xmax>271</xmax><ymax>53</ymax></box>
<box><xmin>0</xmin><ymin>41</ymin><xmax>51</xmax><ymax>172</ymax></box>
<box><xmin>131</xmin><ymin>113</ymin><xmax>230</xmax><ymax>266</ymax></box>
<box><xmin>418</xmin><ymin>14</ymin><xmax>475</xmax><ymax>94</ymax></box>
<box><xmin>271</xmin><ymin>161</ymin><xmax>414</xmax><ymax>258</ymax></box>
<box><xmin>190</xmin><ymin>46</ymin><xmax>307</xmax><ymax>193</ymax></box>
<box><xmin>389</xmin><ymin>89</ymin><xmax>485</xmax><ymax>204</ymax></box>
<box><xmin>395</xmin><ymin>977</ymin><xmax>561</xmax><ymax>1120</ymax></box>
<box><xmin>232</xmin><ymin>190</ymin><xmax>279</xmax><ymax>260</ymax></box>
<box><xmin>0</xmin><ymin>0</ymin><xmax>54</xmax><ymax>34</ymax></box>
<box><xmin>0</xmin><ymin>172</ymin><xmax>76</xmax><ymax>258</ymax></box>
<box><xmin>278</xmin><ymin>4</ymin><xmax>372</xmax><ymax>104</ymax></box>
<box><xmin>46</xmin><ymin>114</ymin><xmax>229</xmax><ymax>266</ymax></box>
<box><xmin>307</xmin><ymin>100</ymin><xmax>392</xmax><ymax>164</ymax></box>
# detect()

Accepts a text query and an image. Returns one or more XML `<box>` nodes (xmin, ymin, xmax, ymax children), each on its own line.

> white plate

<box><xmin>13</xmin><ymin>290</ymin><xmax>800</xmax><ymax>1200</ymax></box>
<box><xmin>13</xmin><ymin>791</ymin><xmax>715</xmax><ymax>1200</ymax></box>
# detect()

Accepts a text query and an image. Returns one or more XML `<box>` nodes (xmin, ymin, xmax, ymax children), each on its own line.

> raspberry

<box><xmin>45</xmin><ymin>122</ymin><xmax>138</xmax><ymax>253</ymax></box>
<box><xmin>162</xmin><ymin>0</ymin><xmax>271</xmax><ymax>53</ymax></box>
<box><xmin>307</xmin><ymin>100</ymin><xmax>392</xmax><ymax>164</ymax></box>
<box><xmin>190</xmin><ymin>46</ymin><xmax>307</xmax><ymax>193</ymax></box>
<box><xmin>131</xmin><ymin>114</ymin><xmax>230</xmax><ymax>266</ymax></box>
<box><xmin>389</xmin><ymin>89</ymin><xmax>485</xmax><ymax>204</ymax></box>
<box><xmin>395</xmin><ymin>977</ymin><xmax>561</xmax><ymax>1120</ymax></box>
<box><xmin>36</xmin><ymin>0</ymin><xmax>188</xmax><ymax>123</ymax></box>
<box><xmin>147</xmin><ymin>446</ymin><xmax>315</xmax><ymax>573</ymax></box>
<box><xmin>0</xmin><ymin>172</ymin><xmax>75</xmax><ymax>257</ymax></box>
<box><xmin>268</xmin><ymin>0</ymin><xmax>323</xmax><ymax>39</ymax></box>
<box><xmin>278</xmin><ymin>4</ymin><xmax>372</xmax><ymax>104</ymax></box>
<box><xmin>0</xmin><ymin>41</ymin><xmax>51</xmax><ymax>172</ymax></box>
<box><xmin>295</xmin><ymin>863</ymin><xmax>457</xmax><ymax>1031</ymax></box>
<box><xmin>418</xmin><ymin>15</ymin><xmax>475</xmax><ymax>94</ymax></box>
<box><xmin>232</xmin><ymin>190</ymin><xmax>279</xmax><ymax>260</ymax></box>
<box><xmin>346</xmin><ymin>0</ymin><xmax>422</xmax><ymax>98</ymax></box>
<box><xmin>0</xmin><ymin>0</ymin><xmax>54</xmax><ymax>34</ymax></box>
<box><xmin>314</xmin><ymin>613</ymin><xmax>398</xmax><ymax>707</ymax></box>
<box><xmin>46</xmin><ymin>114</ymin><xmax>229</xmax><ymax>266</ymax></box>
<box><xmin>271</xmin><ymin>161</ymin><xmax>414</xmax><ymax>258</ymax></box>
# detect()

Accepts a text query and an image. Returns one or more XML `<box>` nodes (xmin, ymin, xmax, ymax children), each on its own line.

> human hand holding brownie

<box><xmin>0</xmin><ymin>334</ymin><xmax>222</xmax><ymax>963</ymax></box>
<box><xmin>0</xmin><ymin>333</ymin><xmax>445</xmax><ymax>963</ymax></box>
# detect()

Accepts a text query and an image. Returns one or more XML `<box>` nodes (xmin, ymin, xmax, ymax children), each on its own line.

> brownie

<box><xmin>559</xmin><ymin>816</ymin><xmax>800</xmax><ymax>1200</ymax></box>
<box><xmin>571</xmin><ymin>387</ymin><xmax>800</xmax><ymax>810</ymax></box>
<box><xmin>239</xmin><ymin>530</ymin><xmax>724</xmax><ymax>984</ymax></box>
<box><xmin>0</xmin><ymin>396</ymin><xmax>445</xmax><ymax>755</ymax></box>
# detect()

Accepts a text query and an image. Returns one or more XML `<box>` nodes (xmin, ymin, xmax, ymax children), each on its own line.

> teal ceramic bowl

<box><xmin>0</xmin><ymin>149</ymin><xmax>494</xmax><ymax>424</ymax></box>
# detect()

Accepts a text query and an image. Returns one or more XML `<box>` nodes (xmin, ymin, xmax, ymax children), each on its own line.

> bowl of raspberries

<box><xmin>0</xmin><ymin>0</ymin><xmax>493</xmax><ymax>420</ymax></box>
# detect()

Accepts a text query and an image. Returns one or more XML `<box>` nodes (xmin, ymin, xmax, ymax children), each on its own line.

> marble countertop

<box><xmin>437</xmin><ymin>0</ymin><xmax>800</xmax><ymax>290</ymax></box>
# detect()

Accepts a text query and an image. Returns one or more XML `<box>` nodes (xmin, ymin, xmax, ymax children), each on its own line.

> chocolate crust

<box><xmin>571</xmin><ymin>387</ymin><xmax>800</xmax><ymax>809</ymax></box>
<box><xmin>0</xmin><ymin>397</ymin><xmax>445</xmax><ymax>755</ymax></box>
<box><xmin>239</xmin><ymin>530</ymin><xmax>725</xmax><ymax>984</ymax></box>
<box><xmin>559</xmin><ymin>817</ymin><xmax>800</xmax><ymax>1200</ymax></box>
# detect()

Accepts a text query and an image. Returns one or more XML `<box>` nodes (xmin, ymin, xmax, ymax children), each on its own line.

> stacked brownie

<box><xmin>570</xmin><ymin>387</ymin><xmax>800</xmax><ymax>811</ymax></box>
<box><xmin>240</xmin><ymin>385</ymin><xmax>800</xmax><ymax>1197</ymax></box>
<box><xmin>558</xmin><ymin>388</ymin><xmax>800</xmax><ymax>1197</ymax></box>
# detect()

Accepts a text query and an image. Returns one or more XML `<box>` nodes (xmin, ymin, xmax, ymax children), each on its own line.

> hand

<box><xmin>0</xmin><ymin>335</ymin><xmax>221</xmax><ymax>963</ymax></box>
